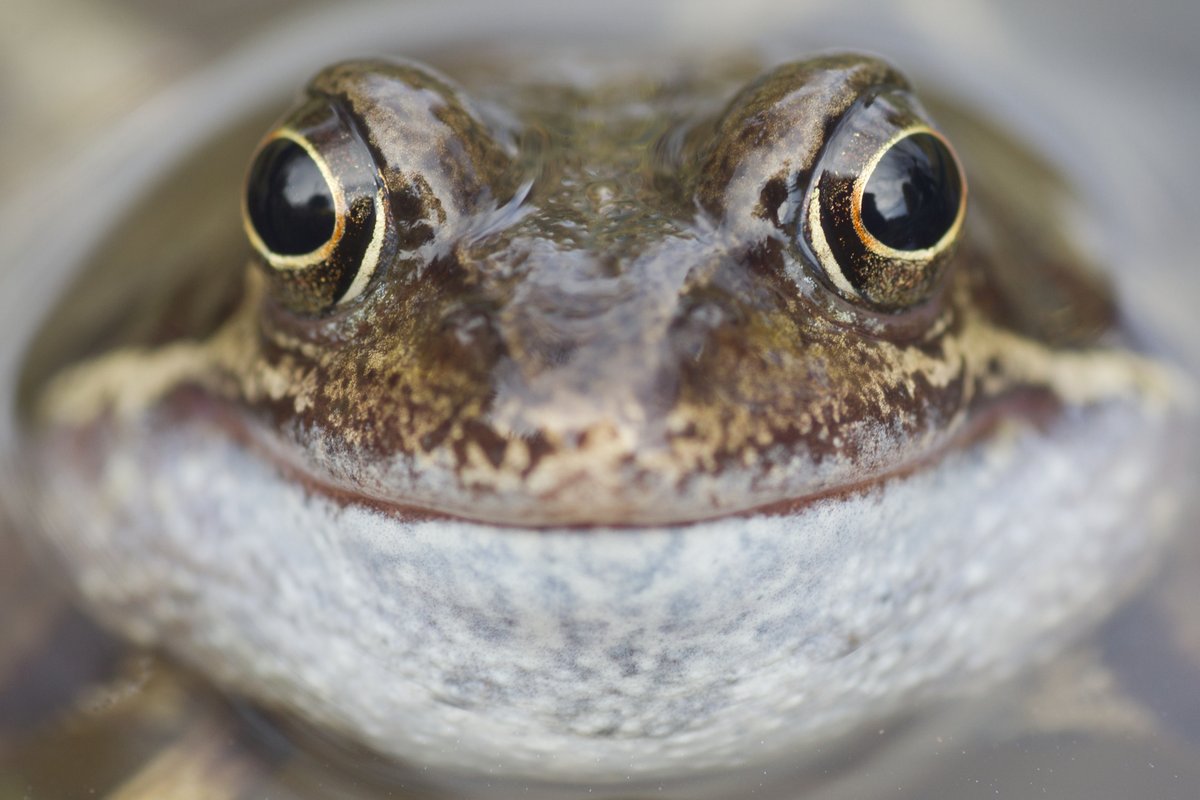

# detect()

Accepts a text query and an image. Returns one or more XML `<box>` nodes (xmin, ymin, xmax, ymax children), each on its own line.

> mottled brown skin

<box><xmin>8</xmin><ymin>51</ymin><xmax>1189</xmax><ymax>800</ymax></box>
<box><xmin>34</xmin><ymin>54</ymin><xmax>1122</xmax><ymax>525</ymax></box>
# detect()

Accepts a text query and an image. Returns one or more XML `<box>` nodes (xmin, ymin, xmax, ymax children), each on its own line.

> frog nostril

<box><xmin>758</xmin><ymin>177</ymin><xmax>789</xmax><ymax>227</ymax></box>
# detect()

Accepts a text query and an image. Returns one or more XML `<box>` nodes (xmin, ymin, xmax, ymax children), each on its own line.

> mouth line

<box><xmin>175</xmin><ymin>384</ymin><xmax>1065</xmax><ymax>531</ymax></box>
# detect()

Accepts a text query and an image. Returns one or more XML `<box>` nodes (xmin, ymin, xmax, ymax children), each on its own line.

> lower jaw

<box><xmin>25</xmin><ymin>398</ymin><xmax>1183</xmax><ymax>788</ymax></box>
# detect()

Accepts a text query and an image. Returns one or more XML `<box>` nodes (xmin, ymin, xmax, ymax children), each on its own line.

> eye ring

<box><xmin>851</xmin><ymin>126</ymin><xmax>966</xmax><ymax>262</ymax></box>
<box><xmin>244</xmin><ymin>129</ymin><xmax>348</xmax><ymax>268</ymax></box>
<box><xmin>242</xmin><ymin>98</ymin><xmax>391</xmax><ymax>315</ymax></box>
<box><xmin>799</xmin><ymin>92</ymin><xmax>968</xmax><ymax>312</ymax></box>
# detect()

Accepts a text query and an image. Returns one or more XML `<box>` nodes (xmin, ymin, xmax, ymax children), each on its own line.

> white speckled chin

<box><xmin>24</xmin><ymin>400</ymin><xmax>1182</xmax><ymax>787</ymax></box>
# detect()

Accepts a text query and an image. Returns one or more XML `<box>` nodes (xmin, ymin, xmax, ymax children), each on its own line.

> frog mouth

<box><xmin>209</xmin><ymin>384</ymin><xmax>1068</xmax><ymax>529</ymax></box>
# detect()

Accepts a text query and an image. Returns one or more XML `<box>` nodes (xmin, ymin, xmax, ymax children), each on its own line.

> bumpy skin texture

<box><xmin>20</xmin><ymin>54</ymin><xmax>1187</xmax><ymax>788</ymax></box>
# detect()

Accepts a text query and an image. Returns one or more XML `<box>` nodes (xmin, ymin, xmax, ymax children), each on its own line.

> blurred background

<box><xmin>1</xmin><ymin>1</ymin><xmax>1197</xmax><ymax>798</ymax></box>
<box><xmin>0</xmin><ymin>0</ymin><xmax>314</xmax><ymax>188</ymax></box>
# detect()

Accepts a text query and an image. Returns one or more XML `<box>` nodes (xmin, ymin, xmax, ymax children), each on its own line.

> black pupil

<box><xmin>860</xmin><ymin>132</ymin><xmax>961</xmax><ymax>251</ymax></box>
<box><xmin>246</xmin><ymin>139</ymin><xmax>336</xmax><ymax>256</ymax></box>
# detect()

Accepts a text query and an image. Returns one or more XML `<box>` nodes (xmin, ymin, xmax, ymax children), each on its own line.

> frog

<box><xmin>4</xmin><ymin>49</ymin><xmax>1190</xmax><ymax>796</ymax></box>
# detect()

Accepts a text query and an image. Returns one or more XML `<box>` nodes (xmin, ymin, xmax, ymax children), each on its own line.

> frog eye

<box><xmin>243</xmin><ymin>98</ymin><xmax>389</xmax><ymax>315</ymax></box>
<box><xmin>246</xmin><ymin>138</ymin><xmax>337</xmax><ymax>259</ymax></box>
<box><xmin>799</xmin><ymin>90</ymin><xmax>967</xmax><ymax>311</ymax></box>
